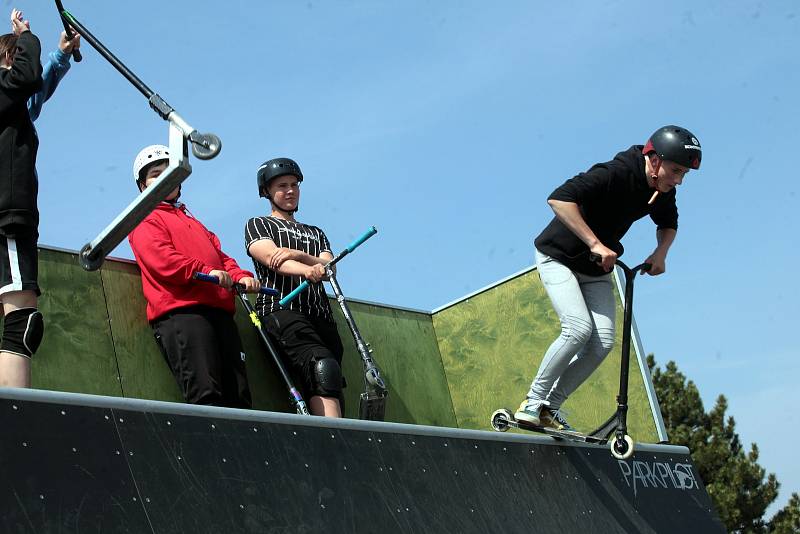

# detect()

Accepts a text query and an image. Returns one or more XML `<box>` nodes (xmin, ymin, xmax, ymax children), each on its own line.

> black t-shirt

<box><xmin>534</xmin><ymin>145</ymin><xmax>678</xmax><ymax>276</ymax></box>
<box><xmin>245</xmin><ymin>216</ymin><xmax>334</xmax><ymax>321</ymax></box>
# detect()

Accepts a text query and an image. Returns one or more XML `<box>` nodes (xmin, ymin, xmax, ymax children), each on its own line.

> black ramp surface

<box><xmin>0</xmin><ymin>397</ymin><xmax>152</xmax><ymax>533</ymax></box>
<box><xmin>0</xmin><ymin>389</ymin><xmax>725</xmax><ymax>534</ymax></box>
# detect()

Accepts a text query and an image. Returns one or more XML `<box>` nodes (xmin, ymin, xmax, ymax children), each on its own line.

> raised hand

<box><xmin>58</xmin><ymin>29</ymin><xmax>81</xmax><ymax>54</ymax></box>
<box><xmin>10</xmin><ymin>9</ymin><xmax>30</xmax><ymax>35</ymax></box>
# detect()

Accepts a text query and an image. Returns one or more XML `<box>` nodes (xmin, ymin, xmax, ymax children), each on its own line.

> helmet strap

<box><xmin>646</xmin><ymin>154</ymin><xmax>662</xmax><ymax>205</ymax></box>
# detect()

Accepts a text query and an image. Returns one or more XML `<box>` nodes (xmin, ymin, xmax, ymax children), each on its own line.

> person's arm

<box><xmin>548</xmin><ymin>199</ymin><xmax>617</xmax><ymax>272</ymax></box>
<box><xmin>248</xmin><ymin>239</ymin><xmax>326</xmax><ymax>282</ymax></box>
<box><xmin>546</xmin><ymin>162</ymin><xmax>620</xmax><ymax>271</ymax></box>
<box><xmin>205</xmin><ymin>230</ymin><xmax>260</xmax><ymax>291</ymax></box>
<box><xmin>267</xmin><ymin>246</ymin><xmax>327</xmax><ymax>269</ymax></box>
<box><xmin>0</xmin><ymin>27</ymin><xmax>41</xmax><ymax>113</ymax></box>
<box><xmin>642</xmin><ymin>227</ymin><xmax>676</xmax><ymax>276</ymax></box>
<box><xmin>129</xmin><ymin>218</ymin><xmax>219</xmax><ymax>285</ymax></box>
<box><xmin>27</xmin><ymin>36</ymin><xmax>73</xmax><ymax>121</ymax></box>
<box><xmin>646</xmin><ymin>191</ymin><xmax>679</xmax><ymax>276</ymax></box>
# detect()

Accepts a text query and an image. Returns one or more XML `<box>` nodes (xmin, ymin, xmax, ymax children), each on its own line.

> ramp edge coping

<box><xmin>1</xmin><ymin>387</ymin><xmax>687</xmax><ymax>456</ymax></box>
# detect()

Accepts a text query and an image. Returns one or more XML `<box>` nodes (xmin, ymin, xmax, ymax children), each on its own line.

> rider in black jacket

<box><xmin>0</xmin><ymin>9</ymin><xmax>44</xmax><ymax>389</ymax></box>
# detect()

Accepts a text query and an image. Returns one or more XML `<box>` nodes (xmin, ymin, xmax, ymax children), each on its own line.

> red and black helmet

<box><xmin>643</xmin><ymin>125</ymin><xmax>702</xmax><ymax>170</ymax></box>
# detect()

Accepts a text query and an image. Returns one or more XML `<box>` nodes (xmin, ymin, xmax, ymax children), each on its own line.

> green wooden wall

<box><xmin>29</xmin><ymin>246</ymin><xmax>659</xmax><ymax>443</ymax></box>
<box><xmin>431</xmin><ymin>270</ymin><xmax>659</xmax><ymax>442</ymax></box>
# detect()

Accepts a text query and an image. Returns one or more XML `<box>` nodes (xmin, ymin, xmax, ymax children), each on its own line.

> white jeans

<box><xmin>526</xmin><ymin>249</ymin><xmax>616</xmax><ymax>410</ymax></box>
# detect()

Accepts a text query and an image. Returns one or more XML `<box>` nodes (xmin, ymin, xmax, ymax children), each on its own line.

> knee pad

<box><xmin>1</xmin><ymin>308</ymin><xmax>44</xmax><ymax>358</ymax></box>
<box><xmin>311</xmin><ymin>357</ymin><xmax>343</xmax><ymax>397</ymax></box>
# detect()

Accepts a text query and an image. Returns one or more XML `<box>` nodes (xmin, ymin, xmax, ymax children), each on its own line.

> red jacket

<box><xmin>128</xmin><ymin>202</ymin><xmax>253</xmax><ymax>322</ymax></box>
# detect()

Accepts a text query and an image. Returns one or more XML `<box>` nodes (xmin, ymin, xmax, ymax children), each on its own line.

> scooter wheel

<box><xmin>190</xmin><ymin>133</ymin><xmax>222</xmax><ymax>160</ymax></box>
<box><xmin>610</xmin><ymin>435</ymin><xmax>635</xmax><ymax>460</ymax></box>
<box><xmin>491</xmin><ymin>409</ymin><xmax>513</xmax><ymax>432</ymax></box>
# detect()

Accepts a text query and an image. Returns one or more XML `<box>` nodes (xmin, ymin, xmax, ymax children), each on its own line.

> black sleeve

<box><xmin>244</xmin><ymin>217</ymin><xmax>275</xmax><ymax>255</ymax></box>
<box><xmin>649</xmin><ymin>193</ymin><xmax>679</xmax><ymax>231</ymax></box>
<box><xmin>547</xmin><ymin>160</ymin><xmax>619</xmax><ymax>204</ymax></box>
<box><xmin>318</xmin><ymin>228</ymin><xmax>332</xmax><ymax>254</ymax></box>
<box><xmin>0</xmin><ymin>31</ymin><xmax>42</xmax><ymax>113</ymax></box>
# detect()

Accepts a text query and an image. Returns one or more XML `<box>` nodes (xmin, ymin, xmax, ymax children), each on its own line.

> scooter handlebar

<box><xmin>345</xmin><ymin>226</ymin><xmax>377</xmax><ymax>253</ymax></box>
<box><xmin>279</xmin><ymin>280</ymin><xmax>309</xmax><ymax>307</ymax></box>
<box><xmin>278</xmin><ymin>225</ymin><xmax>378</xmax><ymax>307</ymax></box>
<box><xmin>587</xmin><ymin>254</ymin><xmax>652</xmax><ymax>274</ymax></box>
<box><xmin>192</xmin><ymin>272</ymin><xmax>278</xmax><ymax>296</ymax></box>
<box><xmin>55</xmin><ymin>0</ymin><xmax>82</xmax><ymax>62</ymax></box>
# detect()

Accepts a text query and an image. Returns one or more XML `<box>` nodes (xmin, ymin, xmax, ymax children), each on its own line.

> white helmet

<box><xmin>132</xmin><ymin>144</ymin><xmax>170</xmax><ymax>183</ymax></box>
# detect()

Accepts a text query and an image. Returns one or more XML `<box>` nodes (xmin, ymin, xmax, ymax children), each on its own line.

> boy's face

<box><xmin>268</xmin><ymin>175</ymin><xmax>300</xmax><ymax>211</ymax></box>
<box><xmin>654</xmin><ymin>157</ymin><xmax>690</xmax><ymax>193</ymax></box>
<box><xmin>140</xmin><ymin>161</ymin><xmax>179</xmax><ymax>201</ymax></box>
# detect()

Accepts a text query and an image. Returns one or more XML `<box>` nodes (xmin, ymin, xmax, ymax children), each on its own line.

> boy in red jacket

<box><xmin>128</xmin><ymin>145</ymin><xmax>259</xmax><ymax>408</ymax></box>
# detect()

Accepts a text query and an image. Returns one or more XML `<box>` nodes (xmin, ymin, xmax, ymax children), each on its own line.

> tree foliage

<box><xmin>647</xmin><ymin>355</ymin><xmax>799</xmax><ymax>533</ymax></box>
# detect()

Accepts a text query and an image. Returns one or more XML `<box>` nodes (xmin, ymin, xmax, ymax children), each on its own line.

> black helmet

<box><xmin>643</xmin><ymin>125</ymin><xmax>701</xmax><ymax>170</ymax></box>
<box><xmin>257</xmin><ymin>158</ymin><xmax>303</xmax><ymax>198</ymax></box>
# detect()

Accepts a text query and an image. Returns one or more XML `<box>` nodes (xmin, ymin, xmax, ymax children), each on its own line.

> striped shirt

<box><xmin>245</xmin><ymin>216</ymin><xmax>333</xmax><ymax>321</ymax></box>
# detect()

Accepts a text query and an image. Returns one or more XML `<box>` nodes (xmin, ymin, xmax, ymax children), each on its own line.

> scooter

<box><xmin>279</xmin><ymin>227</ymin><xmax>388</xmax><ymax>421</ymax></box>
<box><xmin>491</xmin><ymin>258</ymin><xmax>651</xmax><ymax>460</ymax></box>
<box><xmin>55</xmin><ymin>1</ymin><xmax>221</xmax><ymax>271</ymax></box>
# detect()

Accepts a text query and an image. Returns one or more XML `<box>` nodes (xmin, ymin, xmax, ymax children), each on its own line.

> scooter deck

<box><xmin>492</xmin><ymin>410</ymin><xmax>607</xmax><ymax>444</ymax></box>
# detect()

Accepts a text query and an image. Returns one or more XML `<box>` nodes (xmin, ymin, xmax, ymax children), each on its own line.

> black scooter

<box><xmin>491</xmin><ymin>258</ymin><xmax>651</xmax><ymax>459</ymax></box>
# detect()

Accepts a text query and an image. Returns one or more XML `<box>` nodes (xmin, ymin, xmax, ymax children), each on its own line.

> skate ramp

<box><xmin>33</xmin><ymin>246</ymin><xmax>659</xmax><ymax>439</ymax></box>
<box><xmin>0</xmin><ymin>388</ymin><xmax>724</xmax><ymax>534</ymax></box>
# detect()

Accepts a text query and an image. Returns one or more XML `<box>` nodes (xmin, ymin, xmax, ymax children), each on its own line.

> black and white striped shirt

<box><xmin>245</xmin><ymin>216</ymin><xmax>333</xmax><ymax>321</ymax></box>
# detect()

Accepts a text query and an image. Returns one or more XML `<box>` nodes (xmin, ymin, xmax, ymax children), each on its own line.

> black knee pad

<box><xmin>312</xmin><ymin>357</ymin><xmax>343</xmax><ymax>397</ymax></box>
<box><xmin>1</xmin><ymin>307</ymin><xmax>44</xmax><ymax>358</ymax></box>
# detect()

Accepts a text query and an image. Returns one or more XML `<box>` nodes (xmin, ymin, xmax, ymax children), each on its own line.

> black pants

<box><xmin>153</xmin><ymin>306</ymin><xmax>252</xmax><ymax>409</ymax></box>
<box><xmin>264</xmin><ymin>309</ymin><xmax>344</xmax><ymax>399</ymax></box>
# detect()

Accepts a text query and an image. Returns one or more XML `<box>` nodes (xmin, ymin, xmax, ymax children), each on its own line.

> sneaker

<box><xmin>514</xmin><ymin>400</ymin><xmax>545</xmax><ymax>425</ymax></box>
<box><xmin>541</xmin><ymin>408</ymin><xmax>573</xmax><ymax>431</ymax></box>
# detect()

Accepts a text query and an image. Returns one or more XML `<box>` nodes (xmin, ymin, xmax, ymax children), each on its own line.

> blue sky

<box><xmin>17</xmin><ymin>0</ymin><xmax>799</xmax><ymax>514</ymax></box>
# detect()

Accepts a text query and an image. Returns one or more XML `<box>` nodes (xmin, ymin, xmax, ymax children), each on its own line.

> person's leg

<box><xmin>545</xmin><ymin>272</ymin><xmax>615</xmax><ymax>411</ymax></box>
<box><xmin>153</xmin><ymin>309</ymin><xmax>226</xmax><ymax>405</ymax></box>
<box><xmin>309</xmin><ymin>317</ymin><xmax>345</xmax><ymax>417</ymax></box>
<box><xmin>212</xmin><ymin>311</ymin><xmax>252</xmax><ymax>409</ymax></box>
<box><xmin>519</xmin><ymin>251</ymin><xmax>593</xmax><ymax>420</ymax></box>
<box><xmin>309</xmin><ymin>395</ymin><xmax>341</xmax><ymax>417</ymax></box>
<box><xmin>0</xmin><ymin>229</ymin><xmax>42</xmax><ymax>388</ymax></box>
<box><xmin>0</xmin><ymin>290</ymin><xmax>38</xmax><ymax>388</ymax></box>
<box><xmin>265</xmin><ymin>310</ymin><xmax>344</xmax><ymax>417</ymax></box>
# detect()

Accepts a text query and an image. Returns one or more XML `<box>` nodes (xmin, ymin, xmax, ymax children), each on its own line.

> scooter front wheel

<box><xmin>610</xmin><ymin>434</ymin><xmax>635</xmax><ymax>460</ymax></box>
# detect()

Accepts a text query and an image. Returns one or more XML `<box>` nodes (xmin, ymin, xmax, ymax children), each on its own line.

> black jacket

<box><xmin>0</xmin><ymin>31</ymin><xmax>42</xmax><ymax>231</ymax></box>
<box><xmin>534</xmin><ymin>145</ymin><xmax>678</xmax><ymax>276</ymax></box>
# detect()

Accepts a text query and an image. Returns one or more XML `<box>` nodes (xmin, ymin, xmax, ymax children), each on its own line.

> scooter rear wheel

<box><xmin>490</xmin><ymin>409</ymin><xmax>513</xmax><ymax>432</ymax></box>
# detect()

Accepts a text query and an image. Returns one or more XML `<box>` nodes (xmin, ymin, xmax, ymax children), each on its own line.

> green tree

<box><xmin>647</xmin><ymin>355</ymin><xmax>800</xmax><ymax>533</ymax></box>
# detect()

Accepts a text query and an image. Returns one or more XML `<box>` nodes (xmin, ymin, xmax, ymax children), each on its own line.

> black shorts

<box><xmin>153</xmin><ymin>305</ymin><xmax>252</xmax><ymax>409</ymax></box>
<box><xmin>264</xmin><ymin>309</ymin><xmax>344</xmax><ymax>399</ymax></box>
<box><xmin>0</xmin><ymin>225</ymin><xmax>40</xmax><ymax>297</ymax></box>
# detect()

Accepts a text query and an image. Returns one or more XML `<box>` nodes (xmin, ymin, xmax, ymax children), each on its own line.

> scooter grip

<box><xmin>345</xmin><ymin>226</ymin><xmax>377</xmax><ymax>253</ymax></box>
<box><xmin>279</xmin><ymin>281</ymin><xmax>309</xmax><ymax>307</ymax></box>
<box><xmin>259</xmin><ymin>287</ymin><xmax>280</xmax><ymax>296</ymax></box>
<box><xmin>193</xmin><ymin>272</ymin><xmax>218</xmax><ymax>283</ymax></box>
